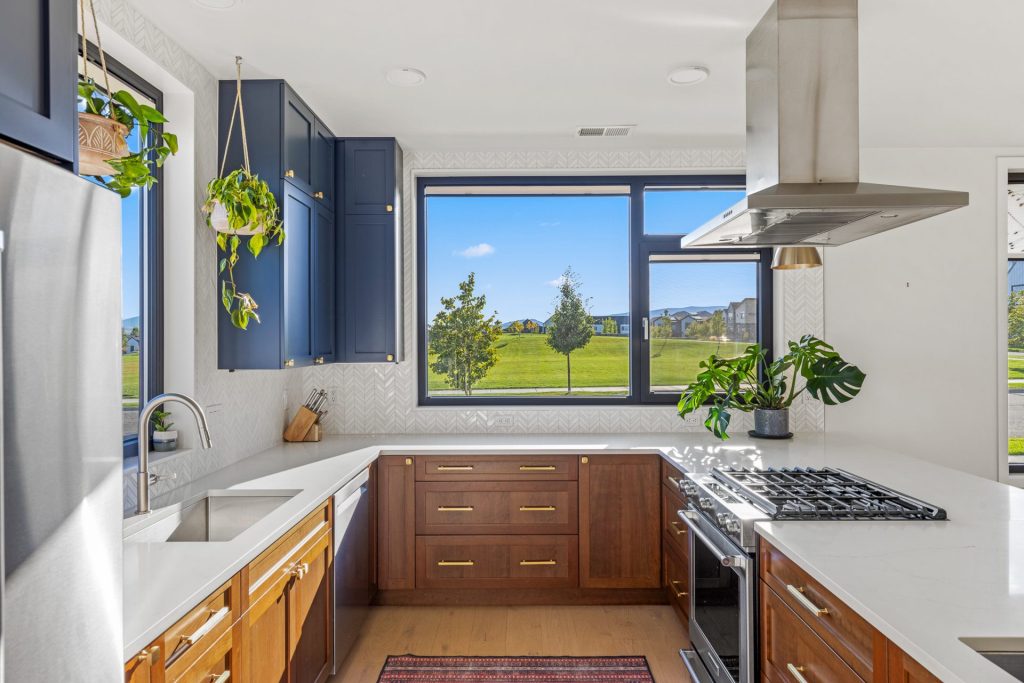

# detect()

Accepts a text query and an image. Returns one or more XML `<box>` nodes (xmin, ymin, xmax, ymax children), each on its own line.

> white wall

<box><xmin>824</xmin><ymin>147</ymin><xmax>1023</xmax><ymax>479</ymax></box>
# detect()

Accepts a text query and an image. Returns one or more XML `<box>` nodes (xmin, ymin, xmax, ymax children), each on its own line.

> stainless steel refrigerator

<box><xmin>0</xmin><ymin>141</ymin><xmax>123</xmax><ymax>681</ymax></box>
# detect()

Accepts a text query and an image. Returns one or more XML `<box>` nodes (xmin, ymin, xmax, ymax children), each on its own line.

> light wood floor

<box><xmin>330</xmin><ymin>605</ymin><xmax>691</xmax><ymax>683</ymax></box>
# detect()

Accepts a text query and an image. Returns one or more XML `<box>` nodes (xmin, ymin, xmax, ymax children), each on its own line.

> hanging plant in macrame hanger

<box><xmin>202</xmin><ymin>56</ymin><xmax>284</xmax><ymax>330</ymax></box>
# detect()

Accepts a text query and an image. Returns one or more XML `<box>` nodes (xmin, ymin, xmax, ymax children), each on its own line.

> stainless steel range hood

<box><xmin>679</xmin><ymin>0</ymin><xmax>968</xmax><ymax>249</ymax></box>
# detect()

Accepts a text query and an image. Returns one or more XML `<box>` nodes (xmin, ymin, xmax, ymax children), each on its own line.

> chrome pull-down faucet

<box><xmin>136</xmin><ymin>393</ymin><xmax>213</xmax><ymax>515</ymax></box>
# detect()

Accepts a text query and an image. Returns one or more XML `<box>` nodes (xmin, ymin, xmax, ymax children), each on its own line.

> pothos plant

<box><xmin>203</xmin><ymin>169</ymin><xmax>284</xmax><ymax>329</ymax></box>
<box><xmin>677</xmin><ymin>335</ymin><xmax>866</xmax><ymax>439</ymax></box>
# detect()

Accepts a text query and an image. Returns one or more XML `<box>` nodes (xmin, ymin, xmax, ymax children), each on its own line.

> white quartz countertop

<box><xmin>123</xmin><ymin>432</ymin><xmax>1024</xmax><ymax>682</ymax></box>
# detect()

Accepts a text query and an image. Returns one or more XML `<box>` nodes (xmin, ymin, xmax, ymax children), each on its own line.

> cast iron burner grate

<box><xmin>712</xmin><ymin>467</ymin><xmax>947</xmax><ymax>521</ymax></box>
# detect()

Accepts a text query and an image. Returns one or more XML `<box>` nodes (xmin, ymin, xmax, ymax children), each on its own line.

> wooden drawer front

<box><xmin>663</xmin><ymin>545</ymin><xmax>690</xmax><ymax>618</ymax></box>
<box><xmin>661</xmin><ymin>484</ymin><xmax>689</xmax><ymax>561</ymax></box>
<box><xmin>761</xmin><ymin>583</ymin><xmax>861</xmax><ymax>683</ymax></box>
<box><xmin>170</xmin><ymin>628</ymin><xmax>232</xmax><ymax>683</ymax></box>
<box><xmin>248</xmin><ymin>500</ymin><xmax>331</xmax><ymax>604</ymax></box>
<box><xmin>661</xmin><ymin>460</ymin><xmax>687</xmax><ymax>497</ymax></box>
<box><xmin>416</xmin><ymin>535</ymin><xmax>578</xmax><ymax>589</ymax></box>
<box><xmin>760</xmin><ymin>541</ymin><xmax>876</xmax><ymax>680</ymax></box>
<box><xmin>416</xmin><ymin>481</ymin><xmax>577</xmax><ymax>535</ymax></box>
<box><xmin>415</xmin><ymin>455</ymin><xmax>577</xmax><ymax>481</ymax></box>
<box><xmin>163</xmin><ymin>578</ymin><xmax>236</xmax><ymax>679</ymax></box>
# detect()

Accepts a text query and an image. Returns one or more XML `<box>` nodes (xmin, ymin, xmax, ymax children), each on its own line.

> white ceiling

<box><xmin>126</xmin><ymin>0</ymin><xmax>1024</xmax><ymax>151</ymax></box>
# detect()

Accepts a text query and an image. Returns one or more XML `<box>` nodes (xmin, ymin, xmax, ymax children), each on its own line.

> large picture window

<box><xmin>79</xmin><ymin>46</ymin><xmax>164</xmax><ymax>455</ymax></box>
<box><xmin>417</xmin><ymin>177</ymin><xmax>771</xmax><ymax>405</ymax></box>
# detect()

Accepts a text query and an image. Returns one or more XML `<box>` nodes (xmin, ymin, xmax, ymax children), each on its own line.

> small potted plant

<box><xmin>677</xmin><ymin>335</ymin><xmax>866</xmax><ymax>439</ymax></box>
<box><xmin>77</xmin><ymin>0</ymin><xmax>177</xmax><ymax>195</ymax></box>
<box><xmin>202</xmin><ymin>57</ymin><xmax>284</xmax><ymax>330</ymax></box>
<box><xmin>150</xmin><ymin>409</ymin><xmax>177</xmax><ymax>453</ymax></box>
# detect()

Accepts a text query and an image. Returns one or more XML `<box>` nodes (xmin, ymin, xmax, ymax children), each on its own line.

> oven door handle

<box><xmin>679</xmin><ymin>508</ymin><xmax>748</xmax><ymax>571</ymax></box>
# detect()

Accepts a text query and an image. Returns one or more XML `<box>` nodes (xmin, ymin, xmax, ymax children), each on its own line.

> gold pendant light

<box><xmin>771</xmin><ymin>246</ymin><xmax>822</xmax><ymax>270</ymax></box>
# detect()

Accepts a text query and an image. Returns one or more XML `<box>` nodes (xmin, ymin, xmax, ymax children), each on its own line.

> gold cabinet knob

<box><xmin>386</xmin><ymin>204</ymin><xmax>394</xmax><ymax>213</ymax></box>
<box><xmin>284</xmin><ymin>359</ymin><xmax>295</xmax><ymax>368</ymax></box>
<box><xmin>291</xmin><ymin>562</ymin><xmax>310</xmax><ymax>579</ymax></box>
<box><xmin>313</xmin><ymin>191</ymin><xmax>324</xmax><ymax>200</ymax></box>
<box><xmin>386</xmin><ymin>353</ymin><xmax>394</xmax><ymax>361</ymax></box>
<box><xmin>314</xmin><ymin>356</ymin><xmax>324</xmax><ymax>365</ymax></box>
<box><xmin>581</xmin><ymin>456</ymin><xmax>589</xmax><ymax>464</ymax></box>
<box><xmin>284</xmin><ymin>169</ymin><xmax>295</xmax><ymax>178</ymax></box>
<box><xmin>405</xmin><ymin>457</ymin><xmax>413</xmax><ymax>466</ymax></box>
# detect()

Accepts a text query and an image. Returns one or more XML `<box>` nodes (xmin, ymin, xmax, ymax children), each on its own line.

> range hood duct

<box><xmin>680</xmin><ymin>0</ymin><xmax>968</xmax><ymax>249</ymax></box>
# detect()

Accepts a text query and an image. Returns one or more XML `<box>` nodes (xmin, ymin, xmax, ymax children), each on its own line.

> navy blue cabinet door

<box><xmin>282</xmin><ymin>86</ymin><xmax>314</xmax><ymax>194</ymax></box>
<box><xmin>344</xmin><ymin>140</ymin><xmax>396</xmax><ymax>215</ymax></box>
<box><xmin>0</xmin><ymin>0</ymin><xmax>76</xmax><ymax>167</ymax></box>
<box><xmin>313</xmin><ymin>119</ymin><xmax>335</xmax><ymax>211</ymax></box>
<box><xmin>283</xmin><ymin>184</ymin><xmax>315</xmax><ymax>367</ymax></box>
<box><xmin>313</xmin><ymin>205</ymin><xmax>336</xmax><ymax>363</ymax></box>
<box><xmin>344</xmin><ymin>214</ymin><xmax>396</xmax><ymax>362</ymax></box>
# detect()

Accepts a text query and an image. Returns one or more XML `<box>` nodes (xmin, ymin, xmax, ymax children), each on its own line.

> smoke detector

<box><xmin>576</xmin><ymin>125</ymin><xmax>635</xmax><ymax>138</ymax></box>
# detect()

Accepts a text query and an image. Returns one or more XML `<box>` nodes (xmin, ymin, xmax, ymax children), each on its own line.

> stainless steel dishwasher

<box><xmin>332</xmin><ymin>467</ymin><xmax>373</xmax><ymax>673</ymax></box>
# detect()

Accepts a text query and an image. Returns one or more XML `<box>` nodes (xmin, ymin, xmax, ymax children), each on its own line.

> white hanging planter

<box><xmin>207</xmin><ymin>200</ymin><xmax>262</xmax><ymax>235</ymax></box>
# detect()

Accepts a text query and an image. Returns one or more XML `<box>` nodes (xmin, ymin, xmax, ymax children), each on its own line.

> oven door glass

<box><xmin>692</xmin><ymin>533</ymin><xmax>741</xmax><ymax>680</ymax></box>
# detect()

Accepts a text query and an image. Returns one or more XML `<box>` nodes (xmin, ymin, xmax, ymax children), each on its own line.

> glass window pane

<box><xmin>424</xmin><ymin>193</ymin><xmax>630</xmax><ymax>398</ymax></box>
<box><xmin>644</xmin><ymin>187</ymin><xmax>745</xmax><ymax>235</ymax></box>
<box><xmin>648</xmin><ymin>260</ymin><xmax>758</xmax><ymax>393</ymax></box>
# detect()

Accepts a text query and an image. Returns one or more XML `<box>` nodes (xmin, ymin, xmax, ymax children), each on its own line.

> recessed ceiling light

<box><xmin>667</xmin><ymin>65</ymin><xmax>710</xmax><ymax>86</ymax></box>
<box><xmin>386</xmin><ymin>68</ymin><xmax>427</xmax><ymax>87</ymax></box>
<box><xmin>192</xmin><ymin>0</ymin><xmax>241</xmax><ymax>9</ymax></box>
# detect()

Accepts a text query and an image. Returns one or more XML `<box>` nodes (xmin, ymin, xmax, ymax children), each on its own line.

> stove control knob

<box><xmin>682</xmin><ymin>482</ymin><xmax>699</xmax><ymax>497</ymax></box>
<box><xmin>716</xmin><ymin>513</ymin><xmax>729</xmax><ymax>526</ymax></box>
<box><xmin>725</xmin><ymin>517</ymin><xmax>741</xmax><ymax>534</ymax></box>
<box><xmin>698</xmin><ymin>497</ymin><xmax>714</xmax><ymax>510</ymax></box>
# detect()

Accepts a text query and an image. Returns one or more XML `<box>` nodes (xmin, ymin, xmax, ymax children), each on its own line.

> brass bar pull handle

<box><xmin>667</xmin><ymin>476</ymin><xmax>684</xmax><ymax>492</ymax></box>
<box><xmin>787</xmin><ymin>584</ymin><xmax>829</xmax><ymax>617</ymax></box>
<box><xmin>669</xmin><ymin>520</ymin><xmax>687</xmax><ymax>536</ymax></box>
<box><xmin>437</xmin><ymin>560</ymin><xmax>475</xmax><ymax>567</ymax></box>
<box><xmin>519</xmin><ymin>465</ymin><xmax>556</xmax><ymax>471</ymax></box>
<box><xmin>670</xmin><ymin>580</ymin><xmax>688</xmax><ymax>599</ymax></box>
<box><xmin>437</xmin><ymin>506</ymin><xmax>474</xmax><ymax>512</ymax></box>
<box><xmin>786</xmin><ymin>664</ymin><xmax>810</xmax><ymax>683</ymax></box>
<box><xmin>437</xmin><ymin>465</ymin><xmax>474</xmax><ymax>471</ymax></box>
<box><xmin>519</xmin><ymin>559</ymin><xmax>557</xmax><ymax>566</ymax></box>
<box><xmin>208</xmin><ymin>672</ymin><xmax>231</xmax><ymax>683</ymax></box>
<box><xmin>178</xmin><ymin>606</ymin><xmax>230</xmax><ymax>649</ymax></box>
<box><xmin>519</xmin><ymin>505</ymin><xmax>556</xmax><ymax>512</ymax></box>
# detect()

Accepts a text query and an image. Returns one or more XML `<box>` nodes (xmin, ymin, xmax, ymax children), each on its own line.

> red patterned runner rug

<box><xmin>377</xmin><ymin>655</ymin><xmax>656</xmax><ymax>682</ymax></box>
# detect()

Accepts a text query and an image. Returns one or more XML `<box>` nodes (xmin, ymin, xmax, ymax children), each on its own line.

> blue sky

<box><xmin>425</xmin><ymin>189</ymin><xmax>753</xmax><ymax>323</ymax></box>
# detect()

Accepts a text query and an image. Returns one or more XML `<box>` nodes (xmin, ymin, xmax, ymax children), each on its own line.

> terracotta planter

<box><xmin>78</xmin><ymin>112</ymin><xmax>129</xmax><ymax>176</ymax></box>
<box><xmin>206</xmin><ymin>200</ymin><xmax>261</xmax><ymax>235</ymax></box>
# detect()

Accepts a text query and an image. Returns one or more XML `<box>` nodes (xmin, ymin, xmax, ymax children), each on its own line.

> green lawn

<box><xmin>1010</xmin><ymin>438</ymin><xmax>1024</xmax><ymax>456</ymax></box>
<box><xmin>123</xmin><ymin>352</ymin><xmax>139</xmax><ymax>401</ymax></box>
<box><xmin>427</xmin><ymin>334</ymin><xmax>746</xmax><ymax>394</ymax></box>
<box><xmin>1009</xmin><ymin>356</ymin><xmax>1024</xmax><ymax>380</ymax></box>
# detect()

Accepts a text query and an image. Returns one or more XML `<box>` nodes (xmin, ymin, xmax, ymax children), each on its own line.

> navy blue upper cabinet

<box><xmin>313</xmin><ymin>119</ymin><xmax>335</xmax><ymax>211</ymax></box>
<box><xmin>344</xmin><ymin>139</ymin><xmax>397</xmax><ymax>215</ymax></box>
<box><xmin>0</xmin><ymin>0</ymin><xmax>76</xmax><ymax>167</ymax></box>
<box><xmin>337</xmin><ymin>138</ymin><xmax>402</xmax><ymax>363</ymax></box>
<box><xmin>216</xmin><ymin>79</ymin><xmax>335</xmax><ymax>369</ymax></box>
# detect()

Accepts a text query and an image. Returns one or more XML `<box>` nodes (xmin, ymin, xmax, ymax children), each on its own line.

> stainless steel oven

<box><xmin>678</xmin><ymin>505</ymin><xmax>755</xmax><ymax>683</ymax></box>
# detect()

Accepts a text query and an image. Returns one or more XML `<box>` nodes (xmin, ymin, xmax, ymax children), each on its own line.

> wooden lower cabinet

<box><xmin>887</xmin><ymin>644</ymin><xmax>943</xmax><ymax>683</ymax></box>
<box><xmin>127</xmin><ymin>501</ymin><xmax>334</xmax><ymax>683</ymax></box>
<box><xmin>377</xmin><ymin>454</ymin><xmax>416</xmax><ymax>590</ymax></box>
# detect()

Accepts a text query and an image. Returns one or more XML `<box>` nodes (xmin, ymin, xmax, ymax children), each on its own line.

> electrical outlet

<box><xmin>326</xmin><ymin>386</ymin><xmax>340</xmax><ymax>404</ymax></box>
<box><xmin>490</xmin><ymin>414</ymin><xmax>515</xmax><ymax>428</ymax></box>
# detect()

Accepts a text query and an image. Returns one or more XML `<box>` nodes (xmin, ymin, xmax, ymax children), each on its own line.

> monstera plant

<box><xmin>677</xmin><ymin>335</ymin><xmax>866</xmax><ymax>440</ymax></box>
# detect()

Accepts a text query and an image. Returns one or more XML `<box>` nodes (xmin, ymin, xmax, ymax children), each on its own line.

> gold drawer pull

<box><xmin>313</xmin><ymin>191</ymin><xmax>324</xmax><ymax>199</ymax></box>
<box><xmin>669</xmin><ymin>520</ymin><xmax>687</xmax><ymax>536</ymax></box>
<box><xmin>438</xmin><ymin>506</ymin><xmax>474</xmax><ymax>512</ymax></box>
<box><xmin>670</xmin><ymin>580</ymin><xmax>688</xmax><ymax>599</ymax></box>
<box><xmin>209</xmin><ymin>672</ymin><xmax>231</xmax><ymax>683</ymax></box>
<box><xmin>437</xmin><ymin>560</ymin><xmax>474</xmax><ymax>567</ymax></box>
<box><xmin>519</xmin><ymin>559</ymin><xmax>557</xmax><ymax>566</ymax></box>
<box><xmin>786</xmin><ymin>663</ymin><xmax>810</xmax><ymax>683</ymax></box>
<box><xmin>437</xmin><ymin>465</ymin><xmax>474</xmax><ymax>471</ymax></box>
<box><xmin>520</xmin><ymin>505</ymin><xmax>556</xmax><ymax>512</ymax></box>
<box><xmin>787</xmin><ymin>584</ymin><xmax>829</xmax><ymax>617</ymax></box>
<box><xmin>519</xmin><ymin>465</ymin><xmax>556</xmax><ymax>471</ymax></box>
<box><xmin>177</xmin><ymin>606</ymin><xmax>230</xmax><ymax>652</ymax></box>
<box><xmin>291</xmin><ymin>562</ymin><xmax>310</xmax><ymax>580</ymax></box>
<box><xmin>284</xmin><ymin>169</ymin><xmax>295</xmax><ymax>178</ymax></box>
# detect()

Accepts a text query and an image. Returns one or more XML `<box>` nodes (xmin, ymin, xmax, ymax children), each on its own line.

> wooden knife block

<box><xmin>284</xmin><ymin>406</ymin><xmax>321</xmax><ymax>442</ymax></box>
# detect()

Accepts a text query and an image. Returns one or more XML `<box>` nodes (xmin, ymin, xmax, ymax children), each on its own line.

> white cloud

<box><xmin>455</xmin><ymin>243</ymin><xmax>495</xmax><ymax>258</ymax></box>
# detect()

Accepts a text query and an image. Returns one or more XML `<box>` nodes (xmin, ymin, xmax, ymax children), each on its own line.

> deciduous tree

<box><xmin>428</xmin><ymin>273</ymin><xmax>502</xmax><ymax>395</ymax></box>
<box><xmin>512</xmin><ymin>320</ymin><xmax>525</xmax><ymax>338</ymax></box>
<box><xmin>602</xmin><ymin>317</ymin><xmax>618</xmax><ymax>335</ymax></box>
<box><xmin>546</xmin><ymin>267</ymin><xmax>593</xmax><ymax>394</ymax></box>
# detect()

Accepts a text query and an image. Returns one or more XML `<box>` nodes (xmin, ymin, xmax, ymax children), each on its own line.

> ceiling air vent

<box><xmin>576</xmin><ymin>125</ymin><xmax>635</xmax><ymax>138</ymax></box>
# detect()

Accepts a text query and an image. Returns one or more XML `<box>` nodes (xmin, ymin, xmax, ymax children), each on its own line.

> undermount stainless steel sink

<box><xmin>124</xmin><ymin>489</ymin><xmax>301</xmax><ymax>543</ymax></box>
<box><xmin>961</xmin><ymin>638</ymin><xmax>1024</xmax><ymax>681</ymax></box>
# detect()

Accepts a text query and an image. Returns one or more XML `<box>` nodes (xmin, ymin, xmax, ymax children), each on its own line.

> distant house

<box><xmin>723</xmin><ymin>298</ymin><xmax>757</xmax><ymax>342</ymax></box>
<box><xmin>590</xmin><ymin>313</ymin><xmax>630</xmax><ymax>336</ymax></box>
<box><xmin>675</xmin><ymin>312</ymin><xmax>709</xmax><ymax>337</ymax></box>
<box><xmin>124</xmin><ymin>335</ymin><xmax>141</xmax><ymax>354</ymax></box>
<box><xmin>503</xmin><ymin>318</ymin><xmax>545</xmax><ymax>334</ymax></box>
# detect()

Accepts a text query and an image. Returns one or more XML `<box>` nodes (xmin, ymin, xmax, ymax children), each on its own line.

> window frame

<box><xmin>80</xmin><ymin>41</ymin><xmax>165</xmax><ymax>457</ymax></box>
<box><xmin>416</xmin><ymin>175</ymin><xmax>771</xmax><ymax>407</ymax></box>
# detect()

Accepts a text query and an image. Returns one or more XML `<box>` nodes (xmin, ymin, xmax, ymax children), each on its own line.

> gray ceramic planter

<box><xmin>753</xmin><ymin>408</ymin><xmax>790</xmax><ymax>438</ymax></box>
